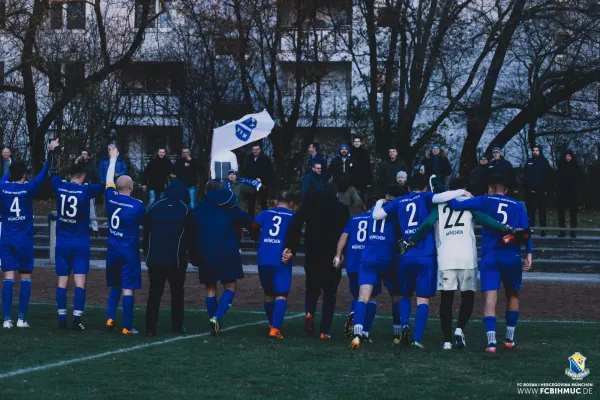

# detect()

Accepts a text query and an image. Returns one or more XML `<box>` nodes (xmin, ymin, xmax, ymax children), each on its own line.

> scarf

<box><xmin>226</xmin><ymin>177</ymin><xmax>262</xmax><ymax>191</ymax></box>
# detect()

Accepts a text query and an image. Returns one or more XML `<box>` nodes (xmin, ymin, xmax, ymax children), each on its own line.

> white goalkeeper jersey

<box><xmin>434</xmin><ymin>197</ymin><xmax>477</xmax><ymax>271</ymax></box>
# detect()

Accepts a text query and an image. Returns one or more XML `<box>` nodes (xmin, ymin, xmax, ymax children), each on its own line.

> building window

<box><xmin>135</xmin><ymin>0</ymin><xmax>156</xmax><ymax>28</ymax></box>
<box><xmin>377</xmin><ymin>6</ymin><xmax>399</xmax><ymax>28</ymax></box>
<box><xmin>49</xmin><ymin>62</ymin><xmax>63</xmax><ymax>93</ymax></box>
<box><xmin>66</xmin><ymin>2</ymin><xmax>85</xmax><ymax>29</ymax></box>
<box><xmin>50</xmin><ymin>1</ymin><xmax>63</xmax><ymax>29</ymax></box>
<box><xmin>65</xmin><ymin>62</ymin><xmax>85</xmax><ymax>88</ymax></box>
<box><xmin>121</xmin><ymin>62</ymin><xmax>183</xmax><ymax>94</ymax></box>
<box><xmin>0</xmin><ymin>0</ymin><xmax>6</xmax><ymax>29</ymax></box>
<box><xmin>158</xmin><ymin>0</ymin><xmax>172</xmax><ymax>28</ymax></box>
<box><xmin>214</xmin><ymin>38</ymin><xmax>246</xmax><ymax>59</ymax></box>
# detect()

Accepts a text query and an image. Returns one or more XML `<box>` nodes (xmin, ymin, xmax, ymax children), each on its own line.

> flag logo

<box><xmin>235</xmin><ymin>117</ymin><xmax>257</xmax><ymax>142</ymax></box>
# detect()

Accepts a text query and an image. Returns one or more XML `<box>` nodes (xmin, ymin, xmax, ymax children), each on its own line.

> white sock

<box><xmin>394</xmin><ymin>325</ymin><xmax>402</xmax><ymax>335</ymax></box>
<box><xmin>363</xmin><ymin>331</ymin><xmax>369</xmax><ymax>338</ymax></box>
<box><xmin>487</xmin><ymin>331</ymin><xmax>496</xmax><ymax>345</ymax></box>
<box><xmin>353</xmin><ymin>324</ymin><xmax>363</xmax><ymax>336</ymax></box>
<box><xmin>506</xmin><ymin>326</ymin><xmax>515</xmax><ymax>341</ymax></box>
<box><xmin>455</xmin><ymin>328</ymin><xmax>463</xmax><ymax>336</ymax></box>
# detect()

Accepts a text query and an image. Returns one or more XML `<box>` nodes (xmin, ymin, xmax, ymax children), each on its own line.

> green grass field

<box><xmin>0</xmin><ymin>304</ymin><xmax>597</xmax><ymax>399</ymax></box>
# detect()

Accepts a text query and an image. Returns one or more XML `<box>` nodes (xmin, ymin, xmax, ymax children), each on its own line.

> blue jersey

<box><xmin>0</xmin><ymin>163</ymin><xmax>48</xmax><ymax>244</ymax></box>
<box><xmin>342</xmin><ymin>212</ymin><xmax>370</xmax><ymax>273</ymax></box>
<box><xmin>255</xmin><ymin>207</ymin><xmax>295</xmax><ymax>267</ymax></box>
<box><xmin>105</xmin><ymin>187</ymin><xmax>145</xmax><ymax>250</ymax></box>
<box><xmin>360</xmin><ymin>214</ymin><xmax>398</xmax><ymax>266</ymax></box>
<box><xmin>383</xmin><ymin>191</ymin><xmax>435</xmax><ymax>257</ymax></box>
<box><xmin>449</xmin><ymin>194</ymin><xmax>532</xmax><ymax>254</ymax></box>
<box><xmin>52</xmin><ymin>176</ymin><xmax>103</xmax><ymax>243</ymax></box>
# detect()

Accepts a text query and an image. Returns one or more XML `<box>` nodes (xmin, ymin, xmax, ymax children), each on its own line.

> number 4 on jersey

<box><xmin>10</xmin><ymin>197</ymin><xmax>21</xmax><ymax>217</ymax></box>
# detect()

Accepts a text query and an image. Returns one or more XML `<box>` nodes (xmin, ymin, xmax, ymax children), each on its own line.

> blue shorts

<box><xmin>480</xmin><ymin>250</ymin><xmax>522</xmax><ymax>292</ymax></box>
<box><xmin>347</xmin><ymin>272</ymin><xmax>359</xmax><ymax>299</ymax></box>
<box><xmin>258</xmin><ymin>265</ymin><xmax>292</xmax><ymax>296</ymax></box>
<box><xmin>106</xmin><ymin>248</ymin><xmax>141</xmax><ymax>290</ymax></box>
<box><xmin>55</xmin><ymin>245</ymin><xmax>90</xmax><ymax>276</ymax></box>
<box><xmin>399</xmin><ymin>255</ymin><xmax>437</xmax><ymax>298</ymax></box>
<box><xmin>358</xmin><ymin>261</ymin><xmax>391</xmax><ymax>298</ymax></box>
<box><xmin>1</xmin><ymin>242</ymin><xmax>34</xmax><ymax>272</ymax></box>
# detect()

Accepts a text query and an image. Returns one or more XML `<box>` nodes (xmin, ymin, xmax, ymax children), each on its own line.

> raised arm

<box><xmin>105</xmin><ymin>148</ymin><xmax>119</xmax><ymax>189</ymax></box>
<box><xmin>28</xmin><ymin>139</ymin><xmax>59</xmax><ymax>194</ymax></box>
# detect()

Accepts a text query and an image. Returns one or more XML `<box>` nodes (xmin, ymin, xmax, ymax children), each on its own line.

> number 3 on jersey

<box><xmin>269</xmin><ymin>215</ymin><xmax>282</xmax><ymax>236</ymax></box>
<box><xmin>60</xmin><ymin>194</ymin><xmax>78</xmax><ymax>218</ymax></box>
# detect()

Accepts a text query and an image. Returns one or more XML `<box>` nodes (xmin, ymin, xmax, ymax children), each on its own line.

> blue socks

<box><xmin>400</xmin><ymin>297</ymin><xmax>411</xmax><ymax>326</ymax></box>
<box><xmin>2</xmin><ymin>279</ymin><xmax>14</xmax><ymax>321</ymax></box>
<box><xmin>352</xmin><ymin>301</ymin><xmax>366</xmax><ymax>336</ymax></box>
<box><xmin>206</xmin><ymin>296</ymin><xmax>218</xmax><ymax>318</ymax></box>
<box><xmin>506</xmin><ymin>311</ymin><xmax>519</xmax><ymax>341</ymax></box>
<box><xmin>215</xmin><ymin>290</ymin><xmax>235</xmax><ymax>322</ymax></box>
<box><xmin>364</xmin><ymin>300</ymin><xmax>377</xmax><ymax>334</ymax></box>
<box><xmin>264</xmin><ymin>301</ymin><xmax>275</xmax><ymax>325</ymax></box>
<box><xmin>272</xmin><ymin>299</ymin><xmax>287</xmax><ymax>329</ymax></box>
<box><xmin>56</xmin><ymin>287</ymin><xmax>67</xmax><ymax>322</ymax></box>
<box><xmin>483</xmin><ymin>316</ymin><xmax>497</xmax><ymax>344</ymax></box>
<box><xmin>18</xmin><ymin>278</ymin><xmax>31</xmax><ymax>321</ymax></box>
<box><xmin>107</xmin><ymin>287</ymin><xmax>121</xmax><ymax>320</ymax></box>
<box><xmin>413</xmin><ymin>304</ymin><xmax>429</xmax><ymax>343</ymax></box>
<box><xmin>392</xmin><ymin>301</ymin><xmax>401</xmax><ymax>335</ymax></box>
<box><xmin>122</xmin><ymin>295</ymin><xmax>134</xmax><ymax>331</ymax></box>
<box><xmin>74</xmin><ymin>287</ymin><xmax>86</xmax><ymax>321</ymax></box>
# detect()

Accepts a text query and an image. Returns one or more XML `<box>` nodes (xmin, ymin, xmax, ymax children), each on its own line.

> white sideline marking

<box><xmin>0</xmin><ymin>313</ymin><xmax>304</xmax><ymax>380</ymax></box>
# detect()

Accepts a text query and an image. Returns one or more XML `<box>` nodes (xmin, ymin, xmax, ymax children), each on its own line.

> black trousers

<box><xmin>525</xmin><ymin>191</ymin><xmax>548</xmax><ymax>227</ymax></box>
<box><xmin>146</xmin><ymin>265</ymin><xmax>187</xmax><ymax>335</ymax></box>
<box><xmin>557</xmin><ymin>195</ymin><xmax>578</xmax><ymax>229</ymax></box>
<box><xmin>247</xmin><ymin>189</ymin><xmax>269</xmax><ymax>217</ymax></box>
<box><xmin>304</xmin><ymin>255</ymin><xmax>342</xmax><ymax>335</ymax></box>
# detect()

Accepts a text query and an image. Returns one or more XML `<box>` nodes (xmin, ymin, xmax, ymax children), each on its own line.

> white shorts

<box><xmin>437</xmin><ymin>268</ymin><xmax>477</xmax><ymax>292</ymax></box>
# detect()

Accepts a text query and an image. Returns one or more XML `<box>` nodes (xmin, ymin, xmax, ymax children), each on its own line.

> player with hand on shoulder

<box><xmin>446</xmin><ymin>174</ymin><xmax>532</xmax><ymax>353</ymax></box>
<box><xmin>1</xmin><ymin>139</ymin><xmax>59</xmax><ymax>329</ymax></box>
<box><xmin>52</xmin><ymin>163</ymin><xmax>103</xmax><ymax>331</ymax></box>
<box><xmin>254</xmin><ymin>191</ymin><xmax>296</xmax><ymax>339</ymax></box>
<box><xmin>104</xmin><ymin>147</ymin><xmax>145</xmax><ymax>335</ymax></box>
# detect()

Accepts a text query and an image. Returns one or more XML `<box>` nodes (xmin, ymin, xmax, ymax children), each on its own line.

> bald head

<box><xmin>116</xmin><ymin>175</ymin><xmax>133</xmax><ymax>195</ymax></box>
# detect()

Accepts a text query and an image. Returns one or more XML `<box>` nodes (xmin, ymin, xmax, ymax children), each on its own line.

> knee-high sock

<box><xmin>353</xmin><ymin>301</ymin><xmax>367</xmax><ymax>336</ymax></box>
<box><xmin>483</xmin><ymin>316</ymin><xmax>497</xmax><ymax>344</ymax></box>
<box><xmin>18</xmin><ymin>278</ymin><xmax>32</xmax><ymax>321</ymax></box>
<box><xmin>505</xmin><ymin>310</ymin><xmax>519</xmax><ymax>341</ymax></box>
<box><xmin>73</xmin><ymin>287</ymin><xmax>86</xmax><ymax>321</ymax></box>
<box><xmin>400</xmin><ymin>297</ymin><xmax>411</xmax><ymax>326</ymax></box>
<box><xmin>264</xmin><ymin>301</ymin><xmax>275</xmax><ymax>325</ymax></box>
<box><xmin>392</xmin><ymin>301</ymin><xmax>401</xmax><ymax>335</ymax></box>
<box><xmin>320</xmin><ymin>291</ymin><xmax>337</xmax><ymax>335</ymax></box>
<box><xmin>122</xmin><ymin>295</ymin><xmax>134</xmax><ymax>331</ymax></box>
<box><xmin>206</xmin><ymin>296</ymin><xmax>218</xmax><ymax>319</ymax></box>
<box><xmin>272</xmin><ymin>299</ymin><xmax>287</xmax><ymax>329</ymax></box>
<box><xmin>56</xmin><ymin>287</ymin><xmax>67</xmax><ymax>322</ymax></box>
<box><xmin>364</xmin><ymin>300</ymin><xmax>377</xmax><ymax>334</ymax></box>
<box><xmin>457</xmin><ymin>291</ymin><xmax>475</xmax><ymax>330</ymax></box>
<box><xmin>440</xmin><ymin>291</ymin><xmax>454</xmax><ymax>342</ymax></box>
<box><xmin>107</xmin><ymin>287</ymin><xmax>121</xmax><ymax>320</ymax></box>
<box><xmin>2</xmin><ymin>279</ymin><xmax>14</xmax><ymax>321</ymax></box>
<box><xmin>413</xmin><ymin>304</ymin><xmax>429</xmax><ymax>343</ymax></box>
<box><xmin>215</xmin><ymin>290</ymin><xmax>235</xmax><ymax>322</ymax></box>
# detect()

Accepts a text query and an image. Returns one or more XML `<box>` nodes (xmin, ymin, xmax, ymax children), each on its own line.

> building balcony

<box><xmin>278</xmin><ymin>27</ymin><xmax>352</xmax><ymax>63</ymax></box>
<box><xmin>116</xmin><ymin>93</ymin><xmax>181</xmax><ymax>126</ymax></box>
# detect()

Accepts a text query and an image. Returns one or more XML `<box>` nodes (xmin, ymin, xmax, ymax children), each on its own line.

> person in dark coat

<box><xmin>523</xmin><ymin>145</ymin><xmax>554</xmax><ymax>236</ymax></box>
<box><xmin>192</xmin><ymin>181</ymin><xmax>258</xmax><ymax>336</ymax></box>
<box><xmin>422</xmin><ymin>144</ymin><xmax>452</xmax><ymax>193</ymax></box>
<box><xmin>143</xmin><ymin>179</ymin><xmax>195</xmax><ymax>336</ymax></box>
<box><xmin>283</xmin><ymin>182</ymin><xmax>350</xmax><ymax>339</ymax></box>
<box><xmin>301</xmin><ymin>162</ymin><xmax>325</xmax><ymax>201</ymax></box>
<box><xmin>556</xmin><ymin>150</ymin><xmax>583</xmax><ymax>238</ymax></box>
<box><xmin>488</xmin><ymin>147</ymin><xmax>518</xmax><ymax>194</ymax></box>
<box><xmin>243</xmin><ymin>143</ymin><xmax>274</xmax><ymax>217</ymax></box>
<box><xmin>467</xmin><ymin>155</ymin><xmax>490</xmax><ymax>196</ymax></box>
<box><xmin>378</xmin><ymin>145</ymin><xmax>408</xmax><ymax>194</ymax></box>
<box><xmin>174</xmin><ymin>147</ymin><xmax>201</xmax><ymax>209</ymax></box>
<box><xmin>328</xmin><ymin>144</ymin><xmax>353</xmax><ymax>186</ymax></box>
<box><xmin>306</xmin><ymin>142</ymin><xmax>327</xmax><ymax>177</ymax></box>
<box><xmin>142</xmin><ymin>148</ymin><xmax>173</xmax><ymax>211</ymax></box>
<box><xmin>351</xmin><ymin>136</ymin><xmax>372</xmax><ymax>199</ymax></box>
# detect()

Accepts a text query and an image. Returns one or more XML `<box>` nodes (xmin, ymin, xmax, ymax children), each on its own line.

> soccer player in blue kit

<box><xmin>52</xmin><ymin>163</ymin><xmax>103</xmax><ymax>330</ymax></box>
<box><xmin>1</xmin><ymin>139</ymin><xmax>59</xmax><ymax>329</ymax></box>
<box><xmin>447</xmin><ymin>174</ymin><xmax>532</xmax><ymax>353</ymax></box>
<box><xmin>104</xmin><ymin>147</ymin><xmax>145</xmax><ymax>335</ymax></box>
<box><xmin>254</xmin><ymin>191</ymin><xmax>295</xmax><ymax>339</ymax></box>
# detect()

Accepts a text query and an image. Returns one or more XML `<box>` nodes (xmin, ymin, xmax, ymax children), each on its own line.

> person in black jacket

<box><xmin>283</xmin><ymin>182</ymin><xmax>350</xmax><ymax>339</ymax></box>
<box><xmin>300</xmin><ymin>162</ymin><xmax>325</xmax><ymax>201</ymax></box>
<box><xmin>467</xmin><ymin>155</ymin><xmax>490</xmax><ymax>196</ymax></box>
<box><xmin>306</xmin><ymin>142</ymin><xmax>327</xmax><ymax>177</ymax></box>
<box><xmin>243</xmin><ymin>143</ymin><xmax>273</xmax><ymax>216</ymax></box>
<box><xmin>174</xmin><ymin>148</ymin><xmax>201</xmax><ymax>209</ymax></box>
<box><xmin>328</xmin><ymin>143</ymin><xmax>353</xmax><ymax>186</ymax></box>
<box><xmin>143</xmin><ymin>179</ymin><xmax>195</xmax><ymax>337</ymax></box>
<box><xmin>556</xmin><ymin>150</ymin><xmax>583</xmax><ymax>238</ymax></box>
<box><xmin>488</xmin><ymin>147</ymin><xmax>518</xmax><ymax>194</ymax></box>
<box><xmin>378</xmin><ymin>145</ymin><xmax>408</xmax><ymax>194</ymax></box>
<box><xmin>523</xmin><ymin>145</ymin><xmax>554</xmax><ymax>236</ymax></box>
<box><xmin>351</xmin><ymin>136</ymin><xmax>372</xmax><ymax>199</ymax></box>
<box><xmin>142</xmin><ymin>148</ymin><xmax>173</xmax><ymax>211</ymax></box>
<box><xmin>422</xmin><ymin>144</ymin><xmax>452</xmax><ymax>193</ymax></box>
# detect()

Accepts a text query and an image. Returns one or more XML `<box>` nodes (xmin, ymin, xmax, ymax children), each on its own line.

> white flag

<box><xmin>211</xmin><ymin>110</ymin><xmax>275</xmax><ymax>156</ymax></box>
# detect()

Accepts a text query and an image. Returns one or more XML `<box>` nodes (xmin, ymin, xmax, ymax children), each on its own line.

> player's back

<box><xmin>53</xmin><ymin>177</ymin><xmax>101</xmax><ymax>242</ymax></box>
<box><xmin>0</xmin><ymin>181</ymin><xmax>36</xmax><ymax>241</ymax></box>
<box><xmin>360</xmin><ymin>213</ymin><xmax>398</xmax><ymax>266</ymax></box>
<box><xmin>436</xmin><ymin>197</ymin><xmax>477</xmax><ymax>270</ymax></box>
<box><xmin>256</xmin><ymin>207</ymin><xmax>295</xmax><ymax>267</ymax></box>
<box><xmin>105</xmin><ymin>188</ymin><xmax>144</xmax><ymax>251</ymax></box>
<box><xmin>396</xmin><ymin>191</ymin><xmax>435</xmax><ymax>257</ymax></box>
<box><xmin>480</xmin><ymin>194</ymin><xmax>527</xmax><ymax>254</ymax></box>
<box><xmin>343</xmin><ymin>212</ymin><xmax>370</xmax><ymax>273</ymax></box>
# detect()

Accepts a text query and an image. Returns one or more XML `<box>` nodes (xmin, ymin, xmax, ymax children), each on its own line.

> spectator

<box><xmin>487</xmin><ymin>147</ymin><xmax>517</xmax><ymax>194</ymax></box>
<box><xmin>174</xmin><ymin>147</ymin><xmax>201</xmax><ymax>209</ymax></box>
<box><xmin>336</xmin><ymin>177</ymin><xmax>364</xmax><ymax>217</ymax></box>
<box><xmin>422</xmin><ymin>144</ymin><xmax>452</xmax><ymax>193</ymax></box>
<box><xmin>396</xmin><ymin>170</ymin><xmax>409</xmax><ymax>195</ymax></box>
<box><xmin>556</xmin><ymin>150</ymin><xmax>583</xmax><ymax>238</ymax></box>
<box><xmin>243</xmin><ymin>143</ymin><xmax>273</xmax><ymax>217</ymax></box>
<box><xmin>328</xmin><ymin>144</ymin><xmax>353</xmax><ymax>185</ymax></box>
<box><xmin>225</xmin><ymin>169</ymin><xmax>258</xmax><ymax>201</ymax></box>
<box><xmin>75</xmin><ymin>150</ymin><xmax>100</xmax><ymax>237</ymax></box>
<box><xmin>142</xmin><ymin>148</ymin><xmax>173</xmax><ymax>211</ymax></box>
<box><xmin>301</xmin><ymin>162</ymin><xmax>325</xmax><ymax>201</ymax></box>
<box><xmin>351</xmin><ymin>136</ymin><xmax>372</xmax><ymax>198</ymax></box>
<box><xmin>99</xmin><ymin>144</ymin><xmax>128</xmax><ymax>185</ymax></box>
<box><xmin>467</xmin><ymin>155</ymin><xmax>490</xmax><ymax>196</ymax></box>
<box><xmin>523</xmin><ymin>145</ymin><xmax>554</xmax><ymax>236</ymax></box>
<box><xmin>306</xmin><ymin>142</ymin><xmax>327</xmax><ymax>177</ymax></box>
<box><xmin>211</xmin><ymin>150</ymin><xmax>238</xmax><ymax>181</ymax></box>
<box><xmin>0</xmin><ymin>147</ymin><xmax>11</xmax><ymax>177</ymax></box>
<box><xmin>378</xmin><ymin>145</ymin><xmax>407</xmax><ymax>192</ymax></box>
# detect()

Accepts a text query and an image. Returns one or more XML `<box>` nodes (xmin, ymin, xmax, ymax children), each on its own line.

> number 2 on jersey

<box><xmin>406</xmin><ymin>203</ymin><xmax>417</xmax><ymax>226</ymax></box>
<box><xmin>442</xmin><ymin>205</ymin><xmax>465</xmax><ymax>229</ymax></box>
